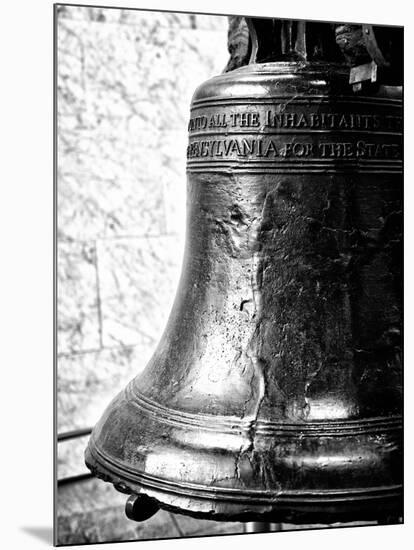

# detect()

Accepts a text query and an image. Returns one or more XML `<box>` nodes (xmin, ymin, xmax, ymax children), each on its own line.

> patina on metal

<box><xmin>85</xmin><ymin>18</ymin><xmax>402</xmax><ymax>525</ymax></box>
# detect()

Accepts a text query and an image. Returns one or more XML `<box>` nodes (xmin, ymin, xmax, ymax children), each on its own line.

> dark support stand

<box><xmin>377</xmin><ymin>516</ymin><xmax>403</xmax><ymax>525</ymax></box>
<box><xmin>124</xmin><ymin>494</ymin><xmax>402</xmax><ymax>531</ymax></box>
<box><xmin>245</xmin><ymin>522</ymin><xmax>282</xmax><ymax>533</ymax></box>
<box><xmin>244</xmin><ymin>517</ymin><xmax>402</xmax><ymax>534</ymax></box>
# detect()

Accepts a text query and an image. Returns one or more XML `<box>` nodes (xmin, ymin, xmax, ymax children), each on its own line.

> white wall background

<box><xmin>56</xmin><ymin>5</ymin><xmax>232</xmax><ymax>543</ymax></box>
<box><xmin>57</xmin><ymin>4</ymin><xmax>228</xmax><ymax>466</ymax></box>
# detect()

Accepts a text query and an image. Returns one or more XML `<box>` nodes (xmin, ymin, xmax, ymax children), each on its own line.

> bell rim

<box><xmin>85</xmin><ymin>441</ymin><xmax>402</xmax><ymax>523</ymax></box>
<box><xmin>85</xmin><ymin>382</ymin><xmax>402</xmax><ymax>522</ymax></box>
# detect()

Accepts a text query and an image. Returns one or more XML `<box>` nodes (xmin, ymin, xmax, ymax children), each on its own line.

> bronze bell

<box><xmin>85</xmin><ymin>18</ymin><xmax>402</xmax><ymax>524</ymax></box>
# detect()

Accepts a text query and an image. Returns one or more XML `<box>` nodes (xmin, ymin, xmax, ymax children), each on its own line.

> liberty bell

<box><xmin>85</xmin><ymin>18</ymin><xmax>402</xmax><ymax>524</ymax></box>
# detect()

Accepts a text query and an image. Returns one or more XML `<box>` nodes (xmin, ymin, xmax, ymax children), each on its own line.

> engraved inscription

<box><xmin>188</xmin><ymin>110</ymin><xmax>402</xmax><ymax>133</ymax></box>
<box><xmin>187</xmin><ymin>103</ymin><xmax>402</xmax><ymax>165</ymax></box>
<box><xmin>187</xmin><ymin>138</ymin><xmax>402</xmax><ymax>160</ymax></box>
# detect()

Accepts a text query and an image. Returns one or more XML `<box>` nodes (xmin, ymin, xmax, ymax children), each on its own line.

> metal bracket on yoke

<box><xmin>349</xmin><ymin>60</ymin><xmax>378</xmax><ymax>92</ymax></box>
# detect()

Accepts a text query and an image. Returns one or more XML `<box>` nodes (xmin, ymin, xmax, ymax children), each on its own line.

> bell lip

<box><xmin>190</xmin><ymin>62</ymin><xmax>403</xmax><ymax>105</ymax></box>
<box><xmin>85</xmin><ymin>441</ymin><xmax>402</xmax><ymax>524</ymax></box>
<box><xmin>191</xmin><ymin>62</ymin><xmax>349</xmax><ymax>104</ymax></box>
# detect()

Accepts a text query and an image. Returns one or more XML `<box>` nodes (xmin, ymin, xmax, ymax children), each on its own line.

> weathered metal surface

<box><xmin>85</xmin><ymin>19</ymin><xmax>402</xmax><ymax>524</ymax></box>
